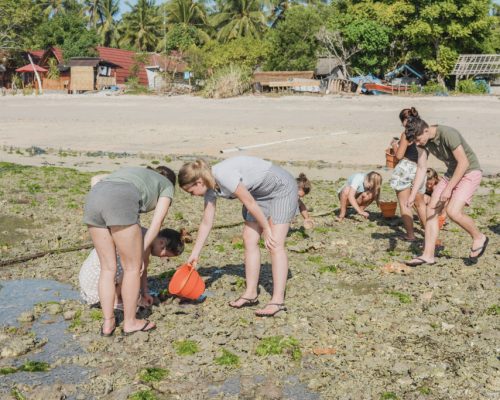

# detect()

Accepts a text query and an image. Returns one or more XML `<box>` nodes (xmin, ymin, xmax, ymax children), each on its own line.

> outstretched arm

<box><xmin>407</xmin><ymin>148</ymin><xmax>428</xmax><ymax>207</ymax></box>
<box><xmin>440</xmin><ymin>145</ymin><xmax>469</xmax><ymax>202</ymax></box>
<box><xmin>347</xmin><ymin>187</ymin><xmax>368</xmax><ymax>217</ymax></box>
<box><xmin>187</xmin><ymin>199</ymin><xmax>216</xmax><ymax>267</ymax></box>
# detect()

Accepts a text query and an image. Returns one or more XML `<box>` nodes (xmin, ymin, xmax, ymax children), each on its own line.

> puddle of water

<box><xmin>0</xmin><ymin>280</ymin><xmax>92</xmax><ymax>394</ymax></box>
<box><xmin>0</xmin><ymin>279</ymin><xmax>80</xmax><ymax>326</ymax></box>
<box><xmin>0</xmin><ymin>215</ymin><xmax>36</xmax><ymax>245</ymax></box>
<box><xmin>207</xmin><ymin>374</ymin><xmax>320</xmax><ymax>399</ymax></box>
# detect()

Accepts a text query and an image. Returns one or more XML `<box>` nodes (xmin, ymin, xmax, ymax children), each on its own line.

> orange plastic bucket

<box><xmin>379</xmin><ymin>201</ymin><xmax>398</xmax><ymax>218</ymax></box>
<box><xmin>168</xmin><ymin>263</ymin><xmax>205</xmax><ymax>300</ymax></box>
<box><xmin>438</xmin><ymin>214</ymin><xmax>446</xmax><ymax>230</ymax></box>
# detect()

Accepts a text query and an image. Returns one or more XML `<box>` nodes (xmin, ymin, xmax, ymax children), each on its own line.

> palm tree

<box><xmin>97</xmin><ymin>0</ymin><xmax>120</xmax><ymax>47</ymax></box>
<box><xmin>163</xmin><ymin>0</ymin><xmax>210</xmax><ymax>45</ymax></box>
<box><xmin>119</xmin><ymin>0</ymin><xmax>162</xmax><ymax>51</ymax></box>
<box><xmin>40</xmin><ymin>0</ymin><xmax>66</xmax><ymax>17</ymax></box>
<box><xmin>211</xmin><ymin>0</ymin><xmax>269</xmax><ymax>43</ymax></box>
<box><xmin>84</xmin><ymin>0</ymin><xmax>102</xmax><ymax>28</ymax></box>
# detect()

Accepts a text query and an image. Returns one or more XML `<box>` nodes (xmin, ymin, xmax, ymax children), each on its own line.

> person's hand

<box><xmin>140</xmin><ymin>262</ymin><xmax>145</xmax><ymax>276</ymax></box>
<box><xmin>303</xmin><ymin>218</ymin><xmax>314</xmax><ymax>230</ymax></box>
<box><xmin>262</xmin><ymin>228</ymin><xmax>276</xmax><ymax>250</ymax></box>
<box><xmin>406</xmin><ymin>195</ymin><xmax>416</xmax><ymax>208</ymax></box>
<box><xmin>390</xmin><ymin>138</ymin><xmax>399</xmax><ymax>146</ymax></box>
<box><xmin>439</xmin><ymin>188</ymin><xmax>452</xmax><ymax>203</ymax></box>
<box><xmin>187</xmin><ymin>254</ymin><xmax>198</xmax><ymax>269</ymax></box>
<box><xmin>140</xmin><ymin>293</ymin><xmax>154</xmax><ymax>307</ymax></box>
<box><xmin>360</xmin><ymin>211</ymin><xmax>369</xmax><ymax>219</ymax></box>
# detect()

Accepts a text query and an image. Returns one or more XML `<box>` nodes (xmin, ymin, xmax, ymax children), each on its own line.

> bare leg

<box><xmin>229</xmin><ymin>222</ymin><xmax>262</xmax><ymax>307</ymax></box>
<box><xmin>255</xmin><ymin>220</ymin><xmax>290</xmax><ymax>315</ymax></box>
<box><xmin>338</xmin><ymin>189</ymin><xmax>348</xmax><ymax>219</ymax></box>
<box><xmin>89</xmin><ymin>226</ymin><xmax>117</xmax><ymax>335</ymax></box>
<box><xmin>111</xmin><ymin>225</ymin><xmax>155</xmax><ymax>333</ymax></box>
<box><xmin>409</xmin><ymin>196</ymin><xmax>442</xmax><ymax>263</ymax></box>
<box><xmin>396</xmin><ymin>189</ymin><xmax>415</xmax><ymax>240</ymax></box>
<box><xmin>357</xmin><ymin>192</ymin><xmax>374</xmax><ymax>210</ymax></box>
<box><xmin>446</xmin><ymin>197</ymin><xmax>485</xmax><ymax>257</ymax></box>
<box><xmin>414</xmin><ymin>193</ymin><xmax>427</xmax><ymax>228</ymax></box>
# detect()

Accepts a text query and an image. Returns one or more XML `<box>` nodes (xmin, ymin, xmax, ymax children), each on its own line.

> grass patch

<box><xmin>234</xmin><ymin>277</ymin><xmax>245</xmax><ymax>289</ymax></box>
<box><xmin>0</xmin><ymin>367</ymin><xmax>18</xmax><ymax>375</ymax></box>
<box><xmin>380</xmin><ymin>393</ymin><xmax>398</xmax><ymax>400</ymax></box>
<box><xmin>174</xmin><ymin>212</ymin><xmax>184</xmax><ymax>220</ymax></box>
<box><xmin>129</xmin><ymin>390</ymin><xmax>158</xmax><ymax>400</ymax></box>
<box><xmin>89</xmin><ymin>308</ymin><xmax>103</xmax><ymax>321</ymax></box>
<box><xmin>318</xmin><ymin>265</ymin><xmax>338</xmax><ymax>274</ymax></box>
<box><xmin>307</xmin><ymin>255</ymin><xmax>323</xmax><ymax>264</ymax></box>
<box><xmin>18</xmin><ymin>361</ymin><xmax>50</xmax><ymax>372</ymax></box>
<box><xmin>232</xmin><ymin>241</ymin><xmax>244</xmax><ymax>250</ymax></box>
<box><xmin>10</xmin><ymin>388</ymin><xmax>26</xmax><ymax>400</ymax></box>
<box><xmin>139</xmin><ymin>367</ymin><xmax>169</xmax><ymax>382</ymax></box>
<box><xmin>215</xmin><ymin>244</ymin><xmax>225</xmax><ymax>253</ymax></box>
<box><xmin>485</xmin><ymin>304</ymin><xmax>500</xmax><ymax>316</ymax></box>
<box><xmin>387</xmin><ymin>291</ymin><xmax>412</xmax><ymax>304</ymax></box>
<box><xmin>174</xmin><ymin>340</ymin><xmax>199</xmax><ymax>355</ymax></box>
<box><xmin>418</xmin><ymin>386</ymin><xmax>431</xmax><ymax>395</ymax></box>
<box><xmin>215</xmin><ymin>349</ymin><xmax>240</xmax><ymax>366</ymax></box>
<box><xmin>68</xmin><ymin>309</ymin><xmax>83</xmax><ymax>330</ymax></box>
<box><xmin>256</xmin><ymin>336</ymin><xmax>301</xmax><ymax>361</ymax></box>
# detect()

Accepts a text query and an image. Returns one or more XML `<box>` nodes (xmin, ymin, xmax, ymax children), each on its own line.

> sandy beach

<box><xmin>1</xmin><ymin>94</ymin><xmax>499</xmax><ymax>179</ymax></box>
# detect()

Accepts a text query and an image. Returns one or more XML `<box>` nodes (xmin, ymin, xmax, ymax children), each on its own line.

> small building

<box><xmin>451</xmin><ymin>54</ymin><xmax>500</xmax><ymax>93</ymax></box>
<box><xmin>68</xmin><ymin>57</ymin><xmax>120</xmax><ymax>92</ymax></box>
<box><xmin>96</xmin><ymin>47</ymin><xmax>149</xmax><ymax>86</ymax></box>
<box><xmin>27</xmin><ymin>47</ymin><xmax>70</xmax><ymax>91</ymax></box>
<box><xmin>145</xmin><ymin>52</ymin><xmax>189</xmax><ymax>90</ymax></box>
<box><xmin>385</xmin><ymin>64</ymin><xmax>423</xmax><ymax>86</ymax></box>
<box><xmin>15</xmin><ymin>63</ymin><xmax>48</xmax><ymax>89</ymax></box>
<box><xmin>315</xmin><ymin>57</ymin><xmax>351</xmax><ymax>93</ymax></box>
<box><xmin>253</xmin><ymin>71</ymin><xmax>315</xmax><ymax>92</ymax></box>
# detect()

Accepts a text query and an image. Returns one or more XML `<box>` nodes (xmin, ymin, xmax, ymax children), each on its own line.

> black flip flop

<box><xmin>255</xmin><ymin>303</ymin><xmax>287</xmax><ymax>317</ymax></box>
<box><xmin>469</xmin><ymin>236</ymin><xmax>489</xmax><ymax>261</ymax></box>
<box><xmin>122</xmin><ymin>320</ymin><xmax>156</xmax><ymax>336</ymax></box>
<box><xmin>405</xmin><ymin>257</ymin><xmax>436</xmax><ymax>267</ymax></box>
<box><xmin>100</xmin><ymin>324</ymin><xmax>116</xmax><ymax>337</ymax></box>
<box><xmin>228</xmin><ymin>296</ymin><xmax>259</xmax><ymax>309</ymax></box>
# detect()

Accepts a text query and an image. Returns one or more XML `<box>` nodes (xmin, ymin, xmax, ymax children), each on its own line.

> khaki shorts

<box><xmin>83</xmin><ymin>181</ymin><xmax>141</xmax><ymax>228</ymax></box>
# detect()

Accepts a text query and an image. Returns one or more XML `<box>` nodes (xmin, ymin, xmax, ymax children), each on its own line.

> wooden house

<box><xmin>68</xmin><ymin>57</ymin><xmax>120</xmax><ymax>92</ymax></box>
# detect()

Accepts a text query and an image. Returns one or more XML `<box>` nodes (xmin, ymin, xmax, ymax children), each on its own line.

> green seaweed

<box><xmin>139</xmin><ymin>367</ymin><xmax>169</xmax><ymax>382</ymax></box>
<box><xmin>215</xmin><ymin>349</ymin><xmax>240</xmax><ymax>366</ymax></box>
<box><xmin>174</xmin><ymin>340</ymin><xmax>199</xmax><ymax>355</ymax></box>
<box><xmin>387</xmin><ymin>291</ymin><xmax>412</xmax><ymax>304</ymax></box>
<box><xmin>256</xmin><ymin>336</ymin><xmax>301</xmax><ymax>360</ymax></box>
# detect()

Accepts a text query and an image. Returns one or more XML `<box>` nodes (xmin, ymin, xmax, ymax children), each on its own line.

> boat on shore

<box><xmin>364</xmin><ymin>82</ymin><xmax>410</xmax><ymax>95</ymax></box>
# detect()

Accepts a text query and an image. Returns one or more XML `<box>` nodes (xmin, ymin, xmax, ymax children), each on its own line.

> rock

<box><xmin>17</xmin><ymin>311</ymin><xmax>35</xmax><ymax>322</ymax></box>
<box><xmin>47</xmin><ymin>303</ymin><xmax>63</xmax><ymax>315</ymax></box>
<box><xmin>441</xmin><ymin>322</ymin><xmax>455</xmax><ymax>331</ymax></box>
<box><xmin>381</xmin><ymin>262</ymin><xmax>412</xmax><ymax>274</ymax></box>
<box><xmin>391</xmin><ymin>362</ymin><xmax>410</xmax><ymax>375</ymax></box>
<box><xmin>63</xmin><ymin>310</ymin><xmax>77</xmax><ymax>320</ymax></box>
<box><xmin>420</xmin><ymin>291</ymin><xmax>433</xmax><ymax>303</ymax></box>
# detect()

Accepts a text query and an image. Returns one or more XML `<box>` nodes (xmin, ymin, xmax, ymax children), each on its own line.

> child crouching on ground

<box><xmin>297</xmin><ymin>173</ymin><xmax>314</xmax><ymax>229</ymax></box>
<box><xmin>337</xmin><ymin>172</ymin><xmax>382</xmax><ymax>221</ymax></box>
<box><xmin>79</xmin><ymin>227</ymin><xmax>187</xmax><ymax>309</ymax></box>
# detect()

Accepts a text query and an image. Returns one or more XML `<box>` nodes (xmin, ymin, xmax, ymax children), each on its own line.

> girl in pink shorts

<box><xmin>404</xmin><ymin>116</ymin><xmax>488</xmax><ymax>266</ymax></box>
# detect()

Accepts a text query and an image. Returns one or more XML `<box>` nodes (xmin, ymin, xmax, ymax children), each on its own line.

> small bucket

<box><xmin>379</xmin><ymin>201</ymin><xmax>397</xmax><ymax>218</ymax></box>
<box><xmin>385</xmin><ymin>149</ymin><xmax>397</xmax><ymax>169</ymax></box>
<box><xmin>438</xmin><ymin>214</ymin><xmax>446</xmax><ymax>230</ymax></box>
<box><xmin>168</xmin><ymin>263</ymin><xmax>205</xmax><ymax>300</ymax></box>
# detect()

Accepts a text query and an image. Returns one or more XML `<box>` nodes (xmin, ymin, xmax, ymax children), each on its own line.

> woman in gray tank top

<box><xmin>178</xmin><ymin>157</ymin><xmax>298</xmax><ymax>317</ymax></box>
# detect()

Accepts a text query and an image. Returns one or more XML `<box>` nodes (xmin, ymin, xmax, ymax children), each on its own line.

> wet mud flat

<box><xmin>0</xmin><ymin>162</ymin><xmax>499</xmax><ymax>399</ymax></box>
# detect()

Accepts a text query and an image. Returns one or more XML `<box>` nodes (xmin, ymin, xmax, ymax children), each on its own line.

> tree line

<box><xmin>1</xmin><ymin>0</ymin><xmax>499</xmax><ymax>84</ymax></box>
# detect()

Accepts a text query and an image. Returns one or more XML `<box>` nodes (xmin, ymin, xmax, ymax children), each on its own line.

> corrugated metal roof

<box><xmin>69</xmin><ymin>58</ymin><xmax>121</xmax><ymax>68</ymax></box>
<box><xmin>97</xmin><ymin>47</ymin><xmax>149</xmax><ymax>85</ymax></box>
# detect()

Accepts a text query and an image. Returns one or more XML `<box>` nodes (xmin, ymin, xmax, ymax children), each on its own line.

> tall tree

<box><xmin>1</xmin><ymin>0</ymin><xmax>43</xmax><ymax>51</ymax></box>
<box><xmin>97</xmin><ymin>0</ymin><xmax>120</xmax><ymax>47</ymax></box>
<box><xmin>119</xmin><ymin>0</ymin><xmax>161</xmax><ymax>51</ymax></box>
<box><xmin>35</xmin><ymin>10</ymin><xmax>99</xmax><ymax>61</ymax></box>
<box><xmin>84</xmin><ymin>0</ymin><xmax>103</xmax><ymax>28</ymax></box>
<box><xmin>265</xmin><ymin>5</ymin><xmax>322</xmax><ymax>70</ymax></box>
<box><xmin>211</xmin><ymin>0</ymin><xmax>269</xmax><ymax>43</ymax></box>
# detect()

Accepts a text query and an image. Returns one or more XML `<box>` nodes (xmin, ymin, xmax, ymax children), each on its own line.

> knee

<box><xmin>243</xmin><ymin>234</ymin><xmax>259</xmax><ymax>250</ymax></box>
<box><xmin>446</xmin><ymin>207</ymin><xmax>461</xmax><ymax>221</ymax></box>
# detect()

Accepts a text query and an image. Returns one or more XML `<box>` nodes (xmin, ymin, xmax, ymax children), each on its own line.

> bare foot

<box><xmin>229</xmin><ymin>294</ymin><xmax>258</xmax><ymax>308</ymax></box>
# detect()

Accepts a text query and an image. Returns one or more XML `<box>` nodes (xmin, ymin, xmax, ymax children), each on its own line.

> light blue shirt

<box><xmin>338</xmin><ymin>173</ymin><xmax>366</xmax><ymax>194</ymax></box>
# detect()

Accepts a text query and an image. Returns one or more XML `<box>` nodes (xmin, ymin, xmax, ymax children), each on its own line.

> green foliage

<box><xmin>422</xmin><ymin>81</ymin><xmax>447</xmax><ymax>95</ymax></box>
<box><xmin>46</xmin><ymin>58</ymin><xmax>60</xmax><ymax>80</ymax></box>
<box><xmin>166</xmin><ymin>23</ymin><xmax>200</xmax><ymax>51</ymax></box>
<box><xmin>10</xmin><ymin>388</ymin><xmax>26</xmax><ymax>400</ymax></box>
<box><xmin>139</xmin><ymin>367</ymin><xmax>169</xmax><ymax>382</ymax></box>
<box><xmin>119</xmin><ymin>0</ymin><xmax>161</xmax><ymax>52</ymax></box>
<box><xmin>89</xmin><ymin>308</ymin><xmax>103</xmax><ymax>321</ymax></box>
<box><xmin>387</xmin><ymin>291</ymin><xmax>412</xmax><ymax>304</ymax></box>
<box><xmin>266</xmin><ymin>6</ymin><xmax>323</xmax><ymax>71</ymax></box>
<box><xmin>202</xmin><ymin>64</ymin><xmax>252</xmax><ymax>99</ymax></box>
<box><xmin>256</xmin><ymin>336</ymin><xmax>302</xmax><ymax>360</ymax></box>
<box><xmin>215</xmin><ymin>349</ymin><xmax>240</xmax><ymax>366</ymax></box>
<box><xmin>418</xmin><ymin>386</ymin><xmax>431</xmax><ymax>395</ymax></box>
<box><xmin>35</xmin><ymin>11</ymin><xmax>99</xmax><ymax>61</ymax></box>
<box><xmin>456</xmin><ymin>79</ymin><xmax>488</xmax><ymax>94</ymax></box>
<box><xmin>18</xmin><ymin>361</ymin><xmax>50</xmax><ymax>372</ymax></box>
<box><xmin>129</xmin><ymin>390</ymin><xmax>158</xmax><ymax>400</ymax></box>
<box><xmin>211</xmin><ymin>0</ymin><xmax>268</xmax><ymax>43</ymax></box>
<box><xmin>485</xmin><ymin>304</ymin><xmax>500</xmax><ymax>316</ymax></box>
<box><xmin>0</xmin><ymin>0</ymin><xmax>42</xmax><ymax>51</ymax></box>
<box><xmin>0</xmin><ymin>366</ymin><xmax>18</xmax><ymax>375</ymax></box>
<box><xmin>380</xmin><ymin>393</ymin><xmax>398</xmax><ymax>400</ymax></box>
<box><xmin>174</xmin><ymin>340</ymin><xmax>199</xmax><ymax>355</ymax></box>
<box><xmin>319</xmin><ymin>265</ymin><xmax>338</xmax><ymax>274</ymax></box>
<box><xmin>69</xmin><ymin>309</ymin><xmax>83</xmax><ymax>330</ymax></box>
